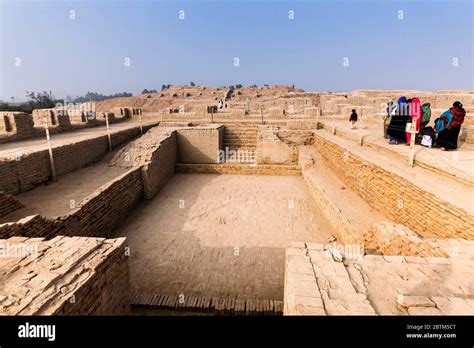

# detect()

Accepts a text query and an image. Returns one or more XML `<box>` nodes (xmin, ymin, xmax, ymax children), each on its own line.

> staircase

<box><xmin>223</xmin><ymin>124</ymin><xmax>259</xmax><ymax>150</ymax></box>
<box><xmin>222</xmin><ymin>124</ymin><xmax>259</xmax><ymax>164</ymax></box>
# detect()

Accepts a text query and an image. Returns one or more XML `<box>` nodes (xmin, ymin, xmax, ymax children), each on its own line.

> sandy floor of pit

<box><xmin>114</xmin><ymin>173</ymin><xmax>336</xmax><ymax>301</ymax></box>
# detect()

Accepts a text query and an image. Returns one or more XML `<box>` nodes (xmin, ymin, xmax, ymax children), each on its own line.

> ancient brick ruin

<box><xmin>0</xmin><ymin>86</ymin><xmax>473</xmax><ymax>316</ymax></box>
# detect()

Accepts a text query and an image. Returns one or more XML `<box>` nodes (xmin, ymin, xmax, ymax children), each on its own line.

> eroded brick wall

<box><xmin>0</xmin><ymin>168</ymin><xmax>143</xmax><ymax>239</ymax></box>
<box><xmin>0</xmin><ymin>112</ymin><xmax>36</xmax><ymax>141</ymax></box>
<box><xmin>0</xmin><ymin>236</ymin><xmax>130</xmax><ymax>315</ymax></box>
<box><xmin>141</xmin><ymin>133</ymin><xmax>177</xmax><ymax>199</ymax></box>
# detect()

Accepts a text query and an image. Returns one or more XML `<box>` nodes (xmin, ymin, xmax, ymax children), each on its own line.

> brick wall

<box><xmin>314</xmin><ymin>134</ymin><xmax>474</xmax><ymax>239</ymax></box>
<box><xmin>141</xmin><ymin>132</ymin><xmax>177</xmax><ymax>199</ymax></box>
<box><xmin>176</xmin><ymin>125</ymin><xmax>224</xmax><ymax>163</ymax></box>
<box><xmin>0</xmin><ymin>125</ymin><xmax>152</xmax><ymax>195</ymax></box>
<box><xmin>0</xmin><ymin>168</ymin><xmax>143</xmax><ymax>239</ymax></box>
<box><xmin>0</xmin><ymin>112</ymin><xmax>36</xmax><ymax>141</ymax></box>
<box><xmin>0</xmin><ymin>192</ymin><xmax>24</xmax><ymax>218</ymax></box>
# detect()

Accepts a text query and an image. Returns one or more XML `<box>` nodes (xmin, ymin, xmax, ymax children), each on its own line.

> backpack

<box><xmin>420</xmin><ymin>126</ymin><xmax>436</xmax><ymax>147</ymax></box>
<box><xmin>421</xmin><ymin>103</ymin><xmax>431</xmax><ymax>123</ymax></box>
<box><xmin>435</xmin><ymin>110</ymin><xmax>453</xmax><ymax>133</ymax></box>
<box><xmin>421</xmin><ymin>135</ymin><xmax>432</xmax><ymax>147</ymax></box>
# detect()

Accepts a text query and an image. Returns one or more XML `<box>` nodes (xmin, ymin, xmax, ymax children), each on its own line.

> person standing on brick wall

<box><xmin>349</xmin><ymin>109</ymin><xmax>358</xmax><ymax>129</ymax></box>
<box><xmin>387</xmin><ymin>96</ymin><xmax>409</xmax><ymax>145</ymax></box>
<box><xmin>406</xmin><ymin>97</ymin><xmax>421</xmax><ymax>145</ymax></box>
<box><xmin>436</xmin><ymin>101</ymin><xmax>466</xmax><ymax>151</ymax></box>
<box><xmin>384</xmin><ymin>101</ymin><xmax>396</xmax><ymax>138</ymax></box>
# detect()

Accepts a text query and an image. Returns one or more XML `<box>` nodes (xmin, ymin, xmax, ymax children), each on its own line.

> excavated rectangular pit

<box><xmin>113</xmin><ymin>173</ymin><xmax>336</xmax><ymax>313</ymax></box>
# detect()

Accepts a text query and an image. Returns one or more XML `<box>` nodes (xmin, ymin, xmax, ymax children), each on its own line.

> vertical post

<box><xmin>211</xmin><ymin>108</ymin><xmax>214</xmax><ymax>123</ymax></box>
<box><xmin>260</xmin><ymin>106</ymin><xmax>264</xmax><ymax>125</ymax></box>
<box><xmin>43</xmin><ymin>116</ymin><xmax>56</xmax><ymax>182</ymax></box>
<box><xmin>408</xmin><ymin>122</ymin><xmax>416</xmax><ymax>167</ymax></box>
<box><xmin>315</xmin><ymin>108</ymin><xmax>320</xmax><ymax>130</ymax></box>
<box><xmin>139</xmin><ymin>110</ymin><xmax>143</xmax><ymax>135</ymax></box>
<box><xmin>105</xmin><ymin>113</ymin><xmax>112</xmax><ymax>151</ymax></box>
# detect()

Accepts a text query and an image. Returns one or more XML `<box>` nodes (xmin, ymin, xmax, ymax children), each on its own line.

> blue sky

<box><xmin>0</xmin><ymin>0</ymin><xmax>472</xmax><ymax>101</ymax></box>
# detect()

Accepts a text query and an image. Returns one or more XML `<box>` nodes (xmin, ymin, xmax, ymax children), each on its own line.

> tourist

<box><xmin>387</xmin><ymin>96</ymin><xmax>409</xmax><ymax>144</ymax></box>
<box><xmin>420</xmin><ymin>103</ymin><xmax>431</xmax><ymax>129</ymax></box>
<box><xmin>416</xmin><ymin>102</ymin><xmax>432</xmax><ymax>143</ymax></box>
<box><xmin>349</xmin><ymin>109</ymin><xmax>358</xmax><ymax>129</ymax></box>
<box><xmin>384</xmin><ymin>101</ymin><xmax>396</xmax><ymax>138</ymax></box>
<box><xmin>436</xmin><ymin>101</ymin><xmax>466</xmax><ymax>151</ymax></box>
<box><xmin>406</xmin><ymin>97</ymin><xmax>421</xmax><ymax>145</ymax></box>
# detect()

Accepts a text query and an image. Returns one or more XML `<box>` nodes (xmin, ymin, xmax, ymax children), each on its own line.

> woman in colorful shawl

<box><xmin>387</xmin><ymin>96</ymin><xmax>409</xmax><ymax>144</ymax></box>
<box><xmin>436</xmin><ymin>101</ymin><xmax>466</xmax><ymax>150</ymax></box>
<box><xmin>406</xmin><ymin>97</ymin><xmax>422</xmax><ymax>145</ymax></box>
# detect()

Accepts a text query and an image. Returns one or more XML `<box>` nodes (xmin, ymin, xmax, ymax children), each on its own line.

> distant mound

<box><xmin>95</xmin><ymin>85</ymin><xmax>305</xmax><ymax>113</ymax></box>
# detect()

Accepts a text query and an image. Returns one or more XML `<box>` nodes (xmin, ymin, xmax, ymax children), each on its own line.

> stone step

<box><xmin>222</xmin><ymin>147</ymin><xmax>256</xmax><ymax>151</ymax></box>
<box><xmin>223</xmin><ymin>140</ymin><xmax>257</xmax><ymax>145</ymax></box>
<box><xmin>176</xmin><ymin>163</ymin><xmax>301</xmax><ymax>176</ymax></box>
<box><xmin>224</xmin><ymin>132</ymin><xmax>258</xmax><ymax>137</ymax></box>
<box><xmin>301</xmin><ymin>149</ymin><xmax>389</xmax><ymax>244</ymax></box>
<box><xmin>223</xmin><ymin>135</ymin><xmax>258</xmax><ymax>140</ymax></box>
<box><xmin>223</xmin><ymin>137</ymin><xmax>256</xmax><ymax>141</ymax></box>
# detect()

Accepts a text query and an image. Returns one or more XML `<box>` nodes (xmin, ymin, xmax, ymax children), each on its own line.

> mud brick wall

<box><xmin>32</xmin><ymin>109</ymin><xmax>72</xmax><ymax>128</ymax></box>
<box><xmin>141</xmin><ymin>132</ymin><xmax>177</xmax><ymax>199</ymax></box>
<box><xmin>0</xmin><ymin>215</ymin><xmax>55</xmax><ymax>239</ymax></box>
<box><xmin>176</xmin><ymin>125</ymin><xmax>224</xmax><ymax>164</ymax></box>
<box><xmin>0</xmin><ymin>236</ymin><xmax>130</xmax><ymax>315</ymax></box>
<box><xmin>364</xmin><ymin>222</ymin><xmax>448</xmax><ymax>257</ymax></box>
<box><xmin>0</xmin><ymin>112</ymin><xmax>36</xmax><ymax>140</ymax></box>
<box><xmin>0</xmin><ymin>125</ymin><xmax>151</xmax><ymax>195</ymax></box>
<box><xmin>58</xmin><ymin>168</ymin><xmax>143</xmax><ymax>237</ymax></box>
<box><xmin>0</xmin><ymin>168</ymin><xmax>143</xmax><ymax>239</ymax></box>
<box><xmin>0</xmin><ymin>192</ymin><xmax>23</xmax><ymax>218</ymax></box>
<box><xmin>314</xmin><ymin>134</ymin><xmax>474</xmax><ymax>239</ymax></box>
<box><xmin>55</xmin><ymin>237</ymin><xmax>131</xmax><ymax>315</ymax></box>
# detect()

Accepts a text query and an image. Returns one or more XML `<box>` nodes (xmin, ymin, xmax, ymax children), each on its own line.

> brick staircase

<box><xmin>223</xmin><ymin>124</ymin><xmax>259</xmax><ymax>150</ymax></box>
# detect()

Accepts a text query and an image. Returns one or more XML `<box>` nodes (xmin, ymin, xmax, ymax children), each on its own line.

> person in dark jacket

<box><xmin>387</xmin><ymin>96</ymin><xmax>410</xmax><ymax>144</ymax></box>
<box><xmin>349</xmin><ymin>109</ymin><xmax>358</xmax><ymax>129</ymax></box>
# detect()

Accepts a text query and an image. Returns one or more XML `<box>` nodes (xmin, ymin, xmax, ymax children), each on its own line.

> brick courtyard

<box><xmin>114</xmin><ymin>173</ymin><xmax>335</xmax><ymax>301</ymax></box>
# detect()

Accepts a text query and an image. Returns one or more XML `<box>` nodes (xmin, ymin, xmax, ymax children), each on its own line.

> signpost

<box><xmin>43</xmin><ymin>116</ymin><xmax>56</xmax><ymax>182</ymax></box>
<box><xmin>408</xmin><ymin>122</ymin><xmax>417</xmax><ymax>167</ymax></box>
<box><xmin>105</xmin><ymin>113</ymin><xmax>112</xmax><ymax>151</ymax></box>
<box><xmin>138</xmin><ymin>110</ymin><xmax>143</xmax><ymax>135</ymax></box>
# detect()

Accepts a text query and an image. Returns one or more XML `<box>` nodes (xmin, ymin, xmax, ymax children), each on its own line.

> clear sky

<box><xmin>0</xmin><ymin>0</ymin><xmax>472</xmax><ymax>101</ymax></box>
